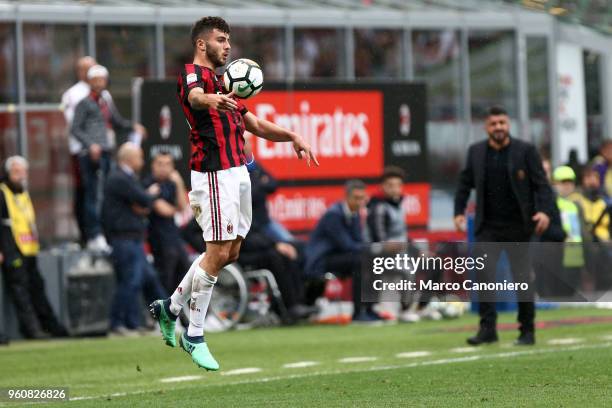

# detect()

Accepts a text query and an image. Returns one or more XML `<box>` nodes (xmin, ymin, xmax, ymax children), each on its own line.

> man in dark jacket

<box><xmin>454</xmin><ymin>106</ymin><xmax>555</xmax><ymax>346</ymax></box>
<box><xmin>143</xmin><ymin>152</ymin><xmax>190</xmax><ymax>294</ymax></box>
<box><xmin>102</xmin><ymin>143</ymin><xmax>165</xmax><ymax>334</ymax></box>
<box><xmin>305</xmin><ymin>179</ymin><xmax>376</xmax><ymax>321</ymax></box>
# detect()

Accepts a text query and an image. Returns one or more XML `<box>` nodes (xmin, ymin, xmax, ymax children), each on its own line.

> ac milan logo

<box><xmin>178</xmin><ymin>287</ymin><xmax>183</xmax><ymax>295</ymax></box>
<box><xmin>227</xmin><ymin>222</ymin><xmax>234</xmax><ymax>235</ymax></box>
<box><xmin>159</xmin><ymin>105</ymin><xmax>171</xmax><ymax>140</ymax></box>
<box><xmin>399</xmin><ymin>104</ymin><xmax>411</xmax><ymax>136</ymax></box>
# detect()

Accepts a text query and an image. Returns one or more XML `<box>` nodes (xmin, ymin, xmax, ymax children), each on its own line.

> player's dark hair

<box><xmin>381</xmin><ymin>166</ymin><xmax>405</xmax><ymax>183</ymax></box>
<box><xmin>487</xmin><ymin>105</ymin><xmax>508</xmax><ymax>117</ymax></box>
<box><xmin>191</xmin><ymin>16</ymin><xmax>230</xmax><ymax>48</ymax></box>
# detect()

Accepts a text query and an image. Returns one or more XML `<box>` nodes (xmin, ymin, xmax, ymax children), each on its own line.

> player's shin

<box><xmin>187</xmin><ymin>266</ymin><xmax>217</xmax><ymax>338</ymax></box>
<box><xmin>169</xmin><ymin>253</ymin><xmax>205</xmax><ymax>316</ymax></box>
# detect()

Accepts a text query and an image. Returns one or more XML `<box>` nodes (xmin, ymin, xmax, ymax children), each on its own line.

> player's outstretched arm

<box><xmin>243</xmin><ymin>112</ymin><xmax>319</xmax><ymax>167</ymax></box>
<box><xmin>188</xmin><ymin>88</ymin><xmax>238</xmax><ymax>112</ymax></box>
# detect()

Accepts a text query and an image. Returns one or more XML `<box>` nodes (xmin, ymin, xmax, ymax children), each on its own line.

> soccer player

<box><xmin>150</xmin><ymin>16</ymin><xmax>318</xmax><ymax>371</ymax></box>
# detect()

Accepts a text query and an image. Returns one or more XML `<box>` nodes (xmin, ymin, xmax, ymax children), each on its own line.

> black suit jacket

<box><xmin>454</xmin><ymin>137</ymin><xmax>556</xmax><ymax>236</ymax></box>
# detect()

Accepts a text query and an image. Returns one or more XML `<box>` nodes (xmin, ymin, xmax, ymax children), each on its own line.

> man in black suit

<box><xmin>454</xmin><ymin>106</ymin><xmax>555</xmax><ymax>346</ymax></box>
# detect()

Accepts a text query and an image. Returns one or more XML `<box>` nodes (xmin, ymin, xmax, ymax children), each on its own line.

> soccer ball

<box><xmin>223</xmin><ymin>58</ymin><xmax>263</xmax><ymax>99</ymax></box>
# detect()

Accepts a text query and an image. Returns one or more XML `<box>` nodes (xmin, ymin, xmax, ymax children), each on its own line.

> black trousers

<box><xmin>2</xmin><ymin>256</ymin><xmax>66</xmax><ymax>338</ymax></box>
<box><xmin>324</xmin><ymin>251</ymin><xmax>374</xmax><ymax>316</ymax></box>
<box><xmin>152</xmin><ymin>243</ymin><xmax>192</xmax><ymax>295</ymax></box>
<box><xmin>475</xmin><ymin>227</ymin><xmax>535</xmax><ymax>334</ymax></box>
<box><xmin>71</xmin><ymin>154</ymin><xmax>86</xmax><ymax>246</ymax></box>
<box><xmin>239</xmin><ymin>248</ymin><xmax>305</xmax><ymax>313</ymax></box>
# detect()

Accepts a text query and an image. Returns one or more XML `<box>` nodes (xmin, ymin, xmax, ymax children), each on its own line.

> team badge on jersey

<box><xmin>227</xmin><ymin>221</ymin><xmax>234</xmax><ymax>235</ymax></box>
<box><xmin>186</xmin><ymin>73</ymin><xmax>198</xmax><ymax>85</ymax></box>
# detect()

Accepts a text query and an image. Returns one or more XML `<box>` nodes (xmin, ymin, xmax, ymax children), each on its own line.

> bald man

<box><xmin>102</xmin><ymin>143</ymin><xmax>166</xmax><ymax>334</ymax></box>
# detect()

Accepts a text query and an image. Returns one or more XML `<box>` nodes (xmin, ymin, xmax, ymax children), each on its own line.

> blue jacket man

<box><xmin>102</xmin><ymin>143</ymin><xmax>166</xmax><ymax>334</ymax></box>
<box><xmin>305</xmin><ymin>180</ymin><xmax>379</xmax><ymax>321</ymax></box>
<box><xmin>305</xmin><ymin>201</ymin><xmax>363</xmax><ymax>277</ymax></box>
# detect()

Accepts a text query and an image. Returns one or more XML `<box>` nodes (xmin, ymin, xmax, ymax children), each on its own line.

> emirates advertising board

<box><xmin>139</xmin><ymin>81</ymin><xmax>428</xmax><ymax>228</ymax></box>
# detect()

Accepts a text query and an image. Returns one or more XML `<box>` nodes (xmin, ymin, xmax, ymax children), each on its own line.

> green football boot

<box><xmin>149</xmin><ymin>299</ymin><xmax>177</xmax><ymax>347</ymax></box>
<box><xmin>179</xmin><ymin>332</ymin><xmax>220</xmax><ymax>371</ymax></box>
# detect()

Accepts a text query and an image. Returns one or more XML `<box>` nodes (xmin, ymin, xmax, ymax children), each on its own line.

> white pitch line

<box><xmin>338</xmin><ymin>356</ymin><xmax>378</xmax><ymax>363</ymax></box>
<box><xmin>160</xmin><ymin>375</ymin><xmax>203</xmax><ymax>383</ymax></box>
<box><xmin>221</xmin><ymin>367</ymin><xmax>262</xmax><ymax>376</ymax></box>
<box><xmin>283</xmin><ymin>361</ymin><xmax>320</xmax><ymax>369</ymax></box>
<box><xmin>395</xmin><ymin>351</ymin><xmax>432</xmax><ymax>359</ymax></box>
<box><xmin>450</xmin><ymin>347</ymin><xmax>478</xmax><ymax>353</ymax></box>
<box><xmin>68</xmin><ymin>342</ymin><xmax>612</xmax><ymax>404</ymax></box>
<box><xmin>599</xmin><ymin>334</ymin><xmax>612</xmax><ymax>341</ymax></box>
<box><xmin>547</xmin><ymin>338</ymin><xmax>585</xmax><ymax>346</ymax></box>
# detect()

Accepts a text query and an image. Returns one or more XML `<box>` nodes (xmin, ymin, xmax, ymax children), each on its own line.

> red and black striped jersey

<box><xmin>177</xmin><ymin>64</ymin><xmax>248</xmax><ymax>172</ymax></box>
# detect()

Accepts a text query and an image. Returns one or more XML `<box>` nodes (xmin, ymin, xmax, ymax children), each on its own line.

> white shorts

<box><xmin>189</xmin><ymin>165</ymin><xmax>252</xmax><ymax>242</ymax></box>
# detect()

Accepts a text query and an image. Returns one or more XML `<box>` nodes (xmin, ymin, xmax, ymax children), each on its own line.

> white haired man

<box><xmin>71</xmin><ymin>65</ymin><xmax>146</xmax><ymax>252</ymax></box>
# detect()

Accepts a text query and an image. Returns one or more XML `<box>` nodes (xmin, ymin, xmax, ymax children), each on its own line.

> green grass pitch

<box><xmin>1</xmin><ymin>307</ymin><xmax>611</xmax><ymax>407</ymax></box>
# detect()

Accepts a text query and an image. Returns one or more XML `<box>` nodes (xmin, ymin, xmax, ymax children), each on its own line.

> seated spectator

<box><xmin>240</xmin><ymin>144</ymin><xmax>313</xmax><ymax>323</ymax></box>
<box><xmin>245</xmin><ymin>139</ymin><xmax>294</xmax><ymax>243</ymax></box>
<box><xmin>239</xmin><ymin>228</ymin><xmax>315</xmax><ymax>324</ymax></box>
<box><xmin>71</xmin><ymin>65</ymin><xmax>146</xmax><ymax>252</ymax></box>
<box><xmin>143</xmin><ymin>152</ymin><xmax>190</xmax><ymax>293</ymax></box>
<box><xmin>305</xmin><ymin>179</ymin><xmax>378</xmax><ymax>322</ymax></box>
<box><xmin>366</xmin><ymin>166</ymin><xmax>440</xmax><ymax>322</ymax></box>
<box><xmin>590</xmin><ymin>140</ymin><xmax>612</xmax><ymax>200</ymax></box>
<box><xmin>102</xmin><ymin>143</ymin><xmax>165</xmax><ymax>335</ymax></box>
<box><xmin>0</xmin><ymin>156</ymin><xmax>68</xmax><ymax>339</ymax></box>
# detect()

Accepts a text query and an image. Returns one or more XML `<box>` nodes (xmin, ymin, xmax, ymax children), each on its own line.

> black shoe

<box><xmin>466</xmin><ymin>330</ymin><xmax>498</xmax><ymax>346</ymax></box>
<box><xmin>47</xmin><ymin>324</ymin><xmax>69</xmax><ymax>338</ymax></box>
<box><xmin>25</xmin><ymin>330</ymin><xmax>50</xmax><ymax>340</ymax></box>
<box><xmin>352</xmin><ymin>310</ymin><xmax>384</xmax><ymax>324</ymax></box>
<box><xmin>514</xmin><ymin>332</ymin><xmax>535</xmax><ymax>346</ymax></box>
<box><xmin>289</xmin><ymin>304</ymin><xmax>318</xmax><ymax>320</ymax></box>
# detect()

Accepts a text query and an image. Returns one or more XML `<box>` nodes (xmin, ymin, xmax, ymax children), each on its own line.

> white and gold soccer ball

<box><xmin>223</xmin><ymin>58</ymin><xmax>264</xmax><ymax>99</ymax></box>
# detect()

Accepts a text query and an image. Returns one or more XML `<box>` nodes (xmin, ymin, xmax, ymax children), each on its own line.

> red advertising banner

<box><xmin>244</xmin><ymin>91</ymin><xmax>384</xmax><ymax>180</ymax></box>
<box><xmin>267</xmin><ymin>183</ymin><xmax>430</xmax><ymax>231</ymax></box>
